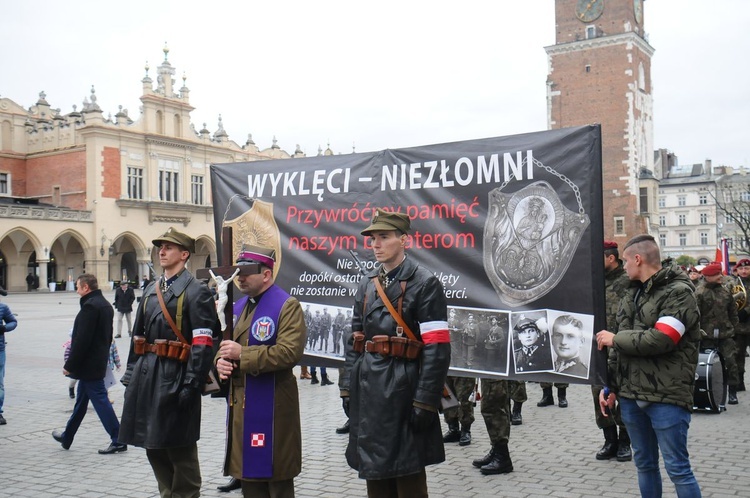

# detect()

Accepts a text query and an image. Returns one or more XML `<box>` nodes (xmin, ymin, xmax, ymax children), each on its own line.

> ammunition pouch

<box><xmin>134</xmin><ymin>336</ymin><xmax>189</xmax><ymax>363</ymax></box>
<box><xmin>364</xmin><ymin>334</ymin><xmax>423</xmax><ymax>360</ymax></box>
<box><xmin>352</xmin><ymin>332</ymin><xmax>365</xmax><ymax>353</ymax></box>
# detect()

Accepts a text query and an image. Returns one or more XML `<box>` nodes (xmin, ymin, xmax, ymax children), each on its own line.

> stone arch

<box><xmin>0</xmin><ymin>226</ymin><xmax>42</xmax><ymax>292</ymax></box>
<box><xmin>110</xmin><ymin>231</ymin><xmax>150</xmax><ymax>284</ymax></box>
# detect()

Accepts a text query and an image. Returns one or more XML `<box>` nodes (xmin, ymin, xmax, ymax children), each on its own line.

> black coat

<box><xmin>119</xmin><ymin>271</ymin><xmax>220</xmax><ymax>449</ymax></box>
<box><xmin>342</xmin><ymin>255</ymin><xmax>451</xmax><ymax>479</ymax></box>
<box><xmin>114</xmin><ymin>285</ymin><xmax>136</xmax><ymax>313</ymax></box>
<box><xmin>64</xmin><ymin>289</ymin><xmax>114</xmax><ymax>380</ymax></box>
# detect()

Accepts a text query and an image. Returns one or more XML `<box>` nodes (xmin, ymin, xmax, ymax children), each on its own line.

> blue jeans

<box><xmin>0</xmin><ymin>348</ymin><xmax>5</xmax><ymax>414</ymax></box>
<box><xmin>620</xmin><ymin>398</ymin><xmax>701</xmax><ymax>498</ymax></box>
<box><xmin>60</xmin><ymin>378</ymin><xmax>121</xmax><ymax>447</ymax></box>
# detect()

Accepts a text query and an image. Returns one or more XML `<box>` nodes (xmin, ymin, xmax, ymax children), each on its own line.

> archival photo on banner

<box><xmin>210</xmin><ymin>124</ymin><xmax>606</xmax><ymax>384</ymax></box>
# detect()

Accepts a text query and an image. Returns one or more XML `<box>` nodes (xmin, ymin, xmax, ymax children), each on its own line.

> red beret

<box><xmin>737</xmin><ymin>259</ymin><xmax>750</xmax><ymax>268</ymax></box>
<box><xmin>604</xmin><ymin>241</ymin><xmax>618</xmax><ymax>250</ymax></box>
<box><xmin>687</xmin><ymin>267</ymin><xmax>698</xmax><ymax>273</ymax></box>
<box><xmin>701</xmin><ymin>263</ymin><xmax>722</xmax><ymax>276</ymax></box>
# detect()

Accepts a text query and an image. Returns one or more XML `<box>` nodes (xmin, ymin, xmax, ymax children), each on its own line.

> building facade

<box><xmin>0</xmin><ymin>47</ymin><xmax>307</xmax><ymax>292</ymax></box>
<box><xmin>545</xmin><ymin>0</ymin><xmax>655</xmax><ymax>241</ymax></box>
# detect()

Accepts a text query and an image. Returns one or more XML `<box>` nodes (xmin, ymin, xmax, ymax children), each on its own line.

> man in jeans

<box><xmin>597</xmin><ymin>235</ymin><xmax>701</xmax><ymax>497</ymax></box>
<box><xmin>0</xmin><ymin>285</ymin><xmax>19</xmax><ymax>425</ymax></box>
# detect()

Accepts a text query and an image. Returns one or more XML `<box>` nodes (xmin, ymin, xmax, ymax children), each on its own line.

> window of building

<box><xmin>742</xmin><ymin>191</ymin><xmax>750</xmax><ymax>202</ymax></box>
<box><xmin>191</xmin><ymin>175</ymin><xmax>204</xmax><ymax>205</ymax></box>
<box><xmin>678</xmin><ymin>196</ymin><xmax>686</xmax><ymax>207</ymax></box>
<box><xmin>158</xmin><ymin>159</ymin><xmax>180</xmax><ymax>202</ymax></box>
<box><xmin>614</xmin><ymin>217</ymin><xmax>625</xmax><ymax>236</ymax></box>
<box><xmin>658</xmin><ymin>197</ymin><xmax>666</xmax><ymax>208</ymax></box>
<box><xmin>700</xmin><ymin>212</ymin><xmax>708</xmax><ymax>224</ymax></box>
<box><xmin>678</xmin><ymin>214</ymin><xmax>686</xmax><ymax>225</ymax></box>
<box><xmin>679</xmin><ymin>233</ymin><xmax>687</xmax><ymax>246</ymax></box>
<box><xmin>586</xmin><ymin>25</ymin><xmax>596</xmax><ymax>39</ymax></box>
<box><xmin>699</xmin><ymin>194</ymin><xmax>707</xmax><ymax>205</ymax></box>
<box><xmin>659</xmin><ymin>215</ymin><xmax>666</xmax><ymax>226</ymax></box>
<box><xmin>700</xmin><ymin>232</ymin><xmax>708</xmax><ymax>245</ymax></box>
<box><xmin>127</xmin><ymin>167</ymin><xmax>144</xmax><ymax>200</ymax></box>
<box><xmin>639</xmin><ymin>187</ymin><xmax>648</xmax><ymax>213</ymax></box>
<box><xmin>659</xmin><ymin>233</ymin><xmax>667</xmax><ymax>247</ymax></box>
<box><xmin>0</xmin><ymin>172</ymin><xmax>9</xmax><ymax>195</ymax></box>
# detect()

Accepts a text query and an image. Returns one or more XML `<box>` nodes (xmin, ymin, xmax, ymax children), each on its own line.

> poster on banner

<box><xmin>210</xmin><ymin>125</ymin><xmax>606</xmax><ymax>384</ymax></box>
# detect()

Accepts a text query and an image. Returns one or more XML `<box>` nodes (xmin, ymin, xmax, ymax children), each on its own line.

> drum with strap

<box><xmin>693</xmin><ymin>349</ymin><xmax>727</xmax><ymax>413</ymax></box>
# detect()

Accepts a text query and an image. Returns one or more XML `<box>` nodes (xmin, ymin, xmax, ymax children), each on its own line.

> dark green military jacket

<box><xmin>604</xmin><ymin>262</ymin><xmax>630</xmax><ymax>332</ymax></box>
<box><xmin>610</xmin><ymin>264</ymin><xmax>701</xmax><ymax>411</ymax></box>
<box><xmin>695</xmin><ymin>282</ymin><xmax>738</xmax><ymax>340</ymax></box>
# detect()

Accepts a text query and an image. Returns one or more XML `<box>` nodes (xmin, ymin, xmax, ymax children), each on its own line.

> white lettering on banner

<box><xmin>381</xmin><ymin>150</ymin><xmax>534</xmax><ymax>191</ymax></box>
<box><xmin>245</xmin><ymin>150</ymin><xmax>533</xmax><ymax>200</ymax></box>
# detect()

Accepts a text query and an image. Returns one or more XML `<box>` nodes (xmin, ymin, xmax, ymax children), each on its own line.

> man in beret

<box><xmin>216</xmin><ymin>245</ymin><xmax>306</xmax><ymax>497</ymax></box>
<box><xmin>734</xmin><ymin>258</ymin><xmax>750</xmax><ymax>392</ymax></box>
<box><xmin>341</xmin><ymin>208</ymin><xmax>451</xmax><ymax>496</ymax></box>
<box><xmin>119</xmin><ymin>227</ymin><xmax>220</xmax><ymax>498</ymax></box>
<box><xmin>696</xmin><ymin>262</ymin><xmax>740</xmax><ymax>405</ymax></box>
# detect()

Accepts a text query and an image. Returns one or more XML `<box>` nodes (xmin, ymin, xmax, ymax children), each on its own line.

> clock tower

<box><xmin>545</xmin><ymin>0</ymin><xmax>655</xmax><ymax>240</ymax></box>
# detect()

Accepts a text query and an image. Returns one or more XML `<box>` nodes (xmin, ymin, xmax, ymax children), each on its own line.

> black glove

<box><xmin>342</xmin><ymin>396</ymin><xmax>350</xmax><ymax>417</ymax></box>
<box><xmin>178</xmin><ymin>385</ymin><xmax>200</xmax><ymax>410</ymax></box>
<box><xmin>739</xmin><ymin>309</ymin><xmax>749</xmax><ymax>322</ymax></box>
<box><xmin>409</xmin><ymin>406</ymin><xmax>433</xmax><ymax>433</ymax></box>
<box><xmin>0</xmin><ymin>324</ymin><xmax>6</xmax><ymax>333</ymax></box>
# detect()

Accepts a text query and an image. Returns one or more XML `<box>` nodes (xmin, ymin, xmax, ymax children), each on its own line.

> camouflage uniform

<box><xmin>470</xmin><ymin>378</ymin><xmax>514</xmax><ymax>474</ymax></box>
<box><xmin>734</xmin><ymin>275</ymin><xmax>750</xmax><ymax>388</ymax></box>
<box><xmin>442</xmin><ymin>376</ymin><xmax>475</xmax><ymax>435</ymax></box>
<box><xmin>696</xmin><ymin>281</ymin><xmax>740</xmax><ymax>387</ymax></box>
<box><xmin>609</xmin><ymin>264</ymin><xmax>701</xmax><ymax>410</ymax></box>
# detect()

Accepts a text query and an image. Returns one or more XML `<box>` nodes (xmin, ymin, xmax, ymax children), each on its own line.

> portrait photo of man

<box><xmin>549</xmin><ymin>313</ymin><xmax>592</xmax><ymax>379</ymax></box>
<box><xmin>512</xmin><ymin>313</ymin><xmax>553</xmax><ymax>373</ymax></box>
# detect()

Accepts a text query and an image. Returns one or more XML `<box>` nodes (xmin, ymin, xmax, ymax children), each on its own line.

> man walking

<box><xmin>597</xmin><ymin>234</ymin><xmax>701</xmax><ymax>497</ymax></box>
<box><xmin>119</xmin><ymin>227</ymin><xmax>220</xmax><ymax>498</ymax></box>
<box><xmin>113</xmin><ymin>281</ymin><xmax>135</xmax><ymax>338</ymax></box>
<box><xmin>216</xmin><ymin>245</ymin><xmax>307</xmax><ymax>497</ymax></box>
<box><xmin>51</xmin><ymin>274</ymin><xmax>125</xmax><ymax>454</ymax></box>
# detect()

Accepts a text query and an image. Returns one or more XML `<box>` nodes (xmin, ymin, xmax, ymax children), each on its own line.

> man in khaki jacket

<box><xmin>216</xmin><ymin>245</ymin><xmax>306</xmax><ymax>497</ymax></box>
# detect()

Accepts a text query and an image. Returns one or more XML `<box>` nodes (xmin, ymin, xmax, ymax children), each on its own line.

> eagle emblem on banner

<box><xmin>483</xmin><ymin>181</ymin><xmax>589</xmax><ymax>307</ymax></box>
<box><xmin>224</xmin><ymin>199</ymin><xmax>282</xmax><ymax>279</ymax></box>
<box><xmin>252</xmin><ymin>316</ymin><xmax>276</xmax><ymax>342</ymax></box>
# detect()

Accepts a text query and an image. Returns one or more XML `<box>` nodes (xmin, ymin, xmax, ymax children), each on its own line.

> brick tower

<box><xmin>545</xmin><ymin>0</ymin><xmax>655</xmax><ymax>240</ymax></box>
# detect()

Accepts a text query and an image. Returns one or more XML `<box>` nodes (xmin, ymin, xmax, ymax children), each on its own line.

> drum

<box><xmin>693</xmin><ymin>349</ymin><xmax>727</xmax><ymax>413</ymax></box>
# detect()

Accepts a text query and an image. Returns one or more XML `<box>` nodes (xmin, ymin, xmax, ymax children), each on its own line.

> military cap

<box><xmin>152</xmin><ymin>227</ymin><xmax>195</xmax><ymax>253</ymax></box>
<box><xmin>687</xmin><ymin>266</ymin><xmax>699</xmax><ymax>274</ymax></box>
<box><xmin>514</xmin><ymin>317</ymin><xmax>539</xmax><ymax>332</ymax></box>
<box><xmin>737</xmin><ymin>259</ymin><xmax>750</xmax><ymax>268</ymax></box>
<box><xmin>701</xmin><ymin>262</ymin><xmax>722</xmax><ymax>276</ymax></box>
<box><xmin>603</xmin><ymin>240</ymin><xmax>618</xmax><ymax>250</ymax></box>
<box><xmin>361</xmin><ymin>208</ymin><xmax>411</xmax><ymax>236</ymax></box>
<box><xmin>236</xmin><ymin>244</ymin><xmax>276</xmax><ymax>269</ymax></box>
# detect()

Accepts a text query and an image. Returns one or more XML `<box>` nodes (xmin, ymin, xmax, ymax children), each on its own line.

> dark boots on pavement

<box><xmin>511</xmin><ymin>401</ymin><xmax>523</xmax><ymax>425</ymax></box>
<box><xmin>596</xmin><ymin>425</ymin><xmax>619</xmax><ymax>460</ymax></box>
<box><xmin>616</xmin><ymin>427</ymin><xmax>632</xmax><ymax>462</ymax></box>
<box><xmin>537</xmin><ymin>387</ymin><xmax>554</xmax><ymax>407</ymax></box>
<box><xmin>310</xmin><ymin>372</ymin><xmax>319</xmax><ymax>384</ymax></box>
<box><xmin>443</xmin><ymin>421</ymin><xmax>460</xmax><ymax>443</ymax></box>
<box><xmin>479</xmin><ymin>443</ymin><xmax>513</xmax><ymax>475</ymax></box>
<box><xmin>729</xmin><ymin>386</ymin><xmax>739</xmax><ymax>405</ymax></box>
<box><xmin>320</xmin><ymin>373</ymin><xmax>334</xmax><ymax>386</ymax></box>
<box><xmin>459</xmin><ymin>424</ymin><xmax>471</xmax><ymax>446</ymax></box>
<box><xmin>557</xmin><ymin>387</ymin><xmax>568</xmax><ymax>408</ymax></box>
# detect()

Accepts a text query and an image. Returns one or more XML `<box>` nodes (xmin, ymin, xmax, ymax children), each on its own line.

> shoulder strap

<box><xmin>373</xmin><ymin>277</ymin><xmax>418</xmax><ymax>342</ymax></box>
<box><xmin>155</xmin><ymin>280</ymin><xmax>189</xmax><ymax>345</ymax></box>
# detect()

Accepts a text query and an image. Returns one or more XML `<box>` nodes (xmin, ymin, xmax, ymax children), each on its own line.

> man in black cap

<box><xmin>0</xmin><ymin>285</ymin><xmax>18</xmax><ymax>425</ymax></box>
<box><xmin>341</xmin><ymin>208</ymin><xmax>451</xmax><ymax>497</ymax></box>
<box><xmin>216</xmin><ymin>245</ymin><xmax>306</xmax><ymax>497</ymax></box>
<box><xmin>119</xmin><ymin>227</ymin><xmax>220</xmax><ymax>498</ymax></box>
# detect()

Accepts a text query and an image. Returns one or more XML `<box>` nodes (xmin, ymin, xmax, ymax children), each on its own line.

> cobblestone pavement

<box><xmin>1</xmin><ymin>291</ymin><xmax>749</xmax><ymax>497</ymax></box>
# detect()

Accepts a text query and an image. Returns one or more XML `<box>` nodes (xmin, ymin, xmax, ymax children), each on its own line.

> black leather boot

<box><xmin>320</xmin><ymin>374</ymin><xmax>334</xmax><ymax>386</ymax></box>
<box><xmin>310</xmin><ymin>372</ymin><xmax>319</xmax><ymax>384</ymax></box>
<box><xmin>335</xmin><ymin>420</ymin><xmax>350</xmax><ymax>434</ymax></box>
<box><xmin>459</xmin><ymin>425</ymin><xmax>472</xmax><ymax>446</ymax></box>
<box><xmin>616</xmin><ymin>428</ymin><xmax>632</xmax><ymax>462</ymax></box>
<box><xmin>537</xmin><ymin>387</ymin><xmax>554</xmax><ymax>407</ymax></box>
<box><xmin>480</xmin><ymin>442</ymin><xmax>513</xmax><ymax>475</ymax></box>
<box><xmin>472</xmin><ymin>446</ymin><xmax>494</xmax><ymax>468</ymax></box>
<box><xmin>511</xmin><ymin>401</ymin><xmax>523</xmax><ymax>425</ymax></box>
<box><xmin>557</xmin><ymin>387</ymin><xmax>568</xmax><ymax>408</ymax></box>
<box><xmin>443</xmin><ymin>422</ymin><xmax>460</xmax><ymax>443</ymax></box>
<box><xmin>217</xmin><ymin>477</ymin><xmax>241</xmax><ymax>492</ymax></box>
<box><xmin>596</xmin><ymin>425</ymin><xmax>619</xmax><ymax>460</ymax></box>
<box><xmin>68</xmin><ymin>387</ymin><xmax>75</xmax><ymax>399</ymax></box>
<box><xmin>729</xmin><ymin>386</ymin><xmax>739</xmax><ymax>405</ymax></box>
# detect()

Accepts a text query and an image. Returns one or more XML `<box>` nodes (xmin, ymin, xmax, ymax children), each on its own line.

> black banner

<box><xmin>211</xmin><ymin>125</ymin><xmax>605</xmax><ymax>384</ymax></box>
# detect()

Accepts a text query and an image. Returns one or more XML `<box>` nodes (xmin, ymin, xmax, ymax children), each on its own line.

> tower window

<box><xmin>585</xmin><ymin>65</ymin><xmax>591</xmax><ymax>73</ymax></box>
<box><xmin>586</xmin><ymin>25</ymin><xmax>596</xmax><ymax>39</ymax></box>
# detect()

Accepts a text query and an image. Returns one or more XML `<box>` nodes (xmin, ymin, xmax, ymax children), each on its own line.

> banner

<box><xmin>211</xmin><ymin>125</ymin><xmax>606</xmax><ymax>384</ymax></box>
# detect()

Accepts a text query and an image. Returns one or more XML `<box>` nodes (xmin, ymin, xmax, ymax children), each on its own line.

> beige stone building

<box><xmin>0</xmin><ymin>47</ymin><xmax>310</xmax><ymax>292</ymax></box>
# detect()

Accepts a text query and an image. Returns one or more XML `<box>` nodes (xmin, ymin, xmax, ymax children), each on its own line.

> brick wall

<box><xmin>26</xmin><ymin>149</ymin><xmax>86</xmax><ymax>209</ymax></box>
<box><xmin>101</xmin><ymin>146</ymin><xmax>121</xmax><ymax>199</ymax></box>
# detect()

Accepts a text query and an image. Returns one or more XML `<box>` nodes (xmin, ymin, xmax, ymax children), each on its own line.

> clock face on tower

<box><xmin>634</xmin><ymin>0</ymin><xmax>643</xmax><ymax>24</ymax></box>
<box><xmin>576</xmin><ymin>0</ymin><xmax>604</xmax><ymax>23</ymax></box>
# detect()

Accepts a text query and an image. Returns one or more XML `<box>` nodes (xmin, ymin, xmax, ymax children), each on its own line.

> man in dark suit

<box><xmin>52</xmin><ymin>274</ymin><xmax>125</xmax><ymax>454</ymax></box>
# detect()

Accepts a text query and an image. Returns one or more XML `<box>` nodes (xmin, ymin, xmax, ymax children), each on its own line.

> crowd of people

<box><xmin>2</xmin><ymin>211</ymin><xmax>745</xmax><ymax>497</ymax></box>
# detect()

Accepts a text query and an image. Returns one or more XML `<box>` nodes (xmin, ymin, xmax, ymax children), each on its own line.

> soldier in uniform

<box><xmin>696</xmin><ymin>262</ymin><xmax>740</xmax><ymax>404</ymax></box>
<box><xmin>734</xmin><ymin>258</ymin><xmax>750</xmax><ymax>392</ymax></box>
<box><xmin>448</xmin><ymin>308</ymin><xmax>463</xmax><ymax>365</ymax></box>
<box><xmin>441</xmin><ymin>375</ymin><xmax>476</xmax><ymax>446</ymax></box>
<box><xmin>484</xmin><ymin>316</ymin><xmax>508</xmax><ymax>371</ymax></box>
<box><xmin>462</xmin><ymin>314</ymin><xmax>480</xmax><ymax>368</ymax></box>
<box><xmin>320</xmin><ymin>307</ymin><xmax>333</xmax><ymax>353</ymax></box>
<box><xmin>687</xmin><ymin>266</ymin><xmax>702</xmax><ymax>285</ymax></box>
<box><xmin>592</xmin><ymin>240</ymin><xmax>631</xmax><ymax>462</ymax></box>
<box><xmin>332</xmin><ymin>309</ymin><xmax>346</xmax><ymax>355</ymax></box>
<box><xmin>513</xmin><ymin>317</ymin><xmax>552</xmax><ymax>373</ymax></box>
<box><xmin>509</xmin><ymin>380</ymin><xmax>527</xmax><ymax>426</ymax></box>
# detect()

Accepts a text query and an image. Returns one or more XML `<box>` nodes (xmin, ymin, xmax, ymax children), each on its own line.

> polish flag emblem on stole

<box><xmin>251</xmin><ymin>433</ymin><xmax>265</xmax><ymax>447</ymax></box>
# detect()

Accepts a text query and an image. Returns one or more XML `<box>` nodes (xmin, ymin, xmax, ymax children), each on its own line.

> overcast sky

<box><xmin>1</xmin><ymin>1</ymin><xmax>748</xmax><ymax>167</ymax></box>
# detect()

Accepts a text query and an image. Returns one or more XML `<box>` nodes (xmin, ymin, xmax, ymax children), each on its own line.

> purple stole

<box><xmin>232</xmin><ymin>285</ymin><xmax>289</xmax><ymax>479</ymax></box>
